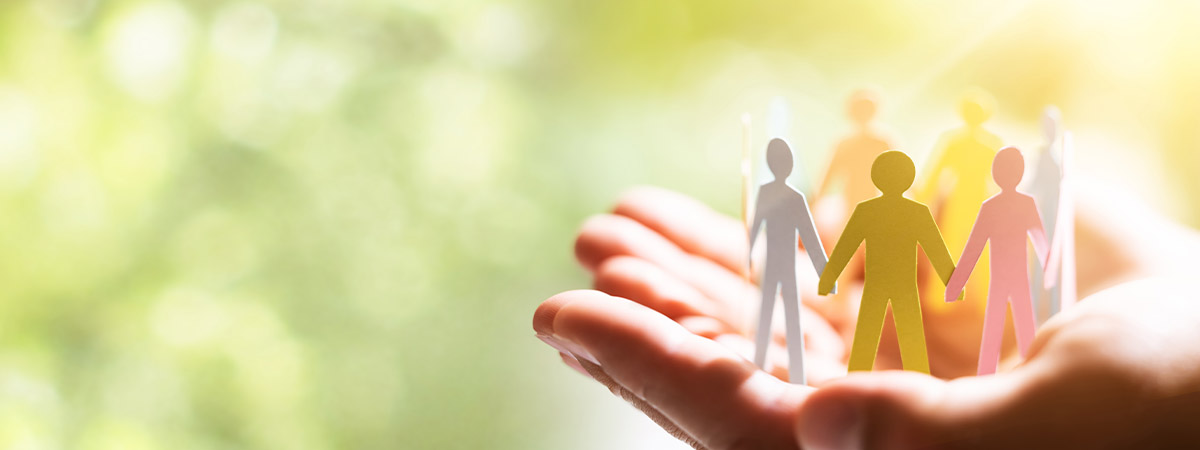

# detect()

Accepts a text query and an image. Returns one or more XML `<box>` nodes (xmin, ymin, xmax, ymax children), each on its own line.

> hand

<box><xmin>817</xmin><ymin>276</ymin><xmax>835</xmax><ymax>297</ymax></box>
<box><xmin>535</xmin><ymin>186</ymin><xmax>847</xmax><ymax>448</ymax></box>
<box><xmin>561</xmin><ymin>186</ymin><xmax>848</xmax><ymax>383</ymax></box>
<box><xmin>944</xmin><ymin>284</ymin><xmax>964</xmax><ymax>303</ymax></box>
<box><xmin>538</xmin><ymin>278</ymin><xmax>1200</xmax><ymax>449</ymax></box>
<box><xmin>793</xmin><ymin>277</ymin><xmax>1200</xmax><ymax>449</ymax></box>
<box><xmin>535</xmin><ymin>184</ymin><xmax>1200</xmax><ymax>449</ymax></box>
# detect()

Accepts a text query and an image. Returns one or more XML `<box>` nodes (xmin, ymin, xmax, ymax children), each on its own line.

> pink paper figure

<box><xmin>945</xmin><ymin>147</ymin><xmax>1049</xmax><ymax>376</ymax></box>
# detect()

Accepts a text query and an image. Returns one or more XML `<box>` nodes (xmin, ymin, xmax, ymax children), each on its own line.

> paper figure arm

<box><xmin>817</xmin><ymin>144</ymin><xmax>848</xmax><ymax>199</ymax></box>
<box><xmin>1044</xmin><ymin>194</ymin><xmax>1067</xmax><ymax>287</ymax></box>
<box><xmin>818</xmin><ymin>206</ymin><xmax>864</xmax><ymax>296</ymax></box>
<box><xmin>1029</xmin><ymin>201</ymin><xmax>1050</xmax><ymax>270</ymax></box>
<box><xmin>748</xmin><ymin>191</ymin><xmax>767</xmax><ymax>254</ymax></box>
<box><xmin>916</xmin><ymin>136</ymin><xmax>951</xmax><ymax>202</ymax></box>
<box><xmin>917</xmin><ymin>206</ymin><xmax>961</xmax><ymax>299</ymax></box>
<box><xmin>797</xmin><ymin>198</ymin><xmax>834</xmax><ymax>294</ymax></box>
<box><xmin>944</xmin><ymin>210</ymin><xmax>988</xmax><ymax>302</ymax></box>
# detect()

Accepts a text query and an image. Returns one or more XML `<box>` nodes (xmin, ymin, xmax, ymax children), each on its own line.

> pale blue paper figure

<box><xmin>748</xmin><ymin>138</ymin><xmax>831</xmax><ymax>385</ymax></box>
<box><xmin>1028</xmin><ymin>106</ymin><xmax>1063</xmax><ymax>324</ymax></box>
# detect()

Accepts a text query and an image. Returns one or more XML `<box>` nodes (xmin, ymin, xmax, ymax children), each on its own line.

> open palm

<box><xmin>534</xmin><ymin>186</ymin><xmax>1200</xmax><ymax>449</ymax></box>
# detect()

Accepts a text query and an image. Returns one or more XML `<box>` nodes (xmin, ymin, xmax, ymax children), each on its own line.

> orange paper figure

<box><xmin>818</xmin><ymin>89</ymin><xmax>896</xmax><ymax>217</ymax></box>
<box><xmin>945</xmin><ymin>147</ymin><xmax>1050</xmax><ymax>376</ymax></box>
<box><xmin>748</xmin><ymin>138</ymin><xmax>830</xmax><ymax>385</ymax></box>
<box><xmin>819</xmin><ymin>151</ymin><xmax>957</xmax><ymax>374</ymax></box>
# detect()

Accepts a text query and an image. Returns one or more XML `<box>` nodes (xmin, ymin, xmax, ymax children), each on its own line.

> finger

<box><xmin>794</xmin><ymin>358</ymin><xmax>1154</xmax><ymax>450</ymax></box>
<box><xmin>594</xmin><ymin>253</ymin><xmax>846</xmax><ymax>364</ymax></box>
<box><xmin>612</xmin><ymin>186</ymin><xmax>748</xmax><ymax>275</ymax></box>
<box><xmin>795</xmin><ymin>371</ymin><xmax>1011</xmax><ymax>450</ymax></box>
<box><xmin>578</xmin><ymin>214</ymin><xmax>840</xmax><ymax>341</ymax></box>
<box><xmin>605</xmin><ymin>186</ymin><xmax>856</xmax><ymax>332</ymax></box>
<box><xmin>574</xmin><ymin>358</ymin><xmax>707</xmax><ymax>449</ymax></box>
<box><xmin>558</xmin><ymin>351</ymin><xmax>591</xmax><ymax>379</ymax></box>
<box><xmin>677</xmin><ymin>315</ymin><xmax>736</xmax><ymax>339</ymax></box>
<box><xmin>710</xmin><ymin>332</ymin><xmax>847</xmax><ymax>385</ymax></box>
<box><xmin>711</xmin><ymin>333</ymin><xmax>790</xmax><ymax>381</ymax></box>
<box><xmin>535</xmin><ymin>290</ymin><xmax>808</xmax><ymax>449</ymax></box>
<box><xmin>576</xmin><ymin>214</ymin><xmax>750</xmax><ymax>310</ymax></box>
<box><xmin>594</xmin><ymin>255</ymin><xmax>724</xmax><ymax>320</ymax></box>
<box><xmin>675</xmin><ymin>316</ymin><xmax>847</xmax><ymax>385</ymax></box>
<box><xmin>656</xmin><ymin>315</ymin><xmax>799</xmax><ymax>382</ymax></box>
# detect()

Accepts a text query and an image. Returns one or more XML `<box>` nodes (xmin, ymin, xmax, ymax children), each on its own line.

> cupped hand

<box><xmin>563</xmin><ymin>186</ymin><xmax>849</xmax><ymax>384</ymax></box>
<box><xmin>535</xmin><ymin>185</ymin><xmax>1200</xmax><ymax>449</ymax></box>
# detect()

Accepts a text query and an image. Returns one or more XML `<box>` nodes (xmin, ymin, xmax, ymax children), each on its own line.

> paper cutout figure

<box><xmin>945</xmin><ymin>147</ymin><xmax>1050</xmax><ymax>375</ymax></box>
<box><xmin>747</xmin><ymin>138</ymin><xmax>830</xmax><ymax>385</ymax></box>
<box><xmin>1028</xmin><ymin>106</ymin><xmax>1063</xmax><ymax>324</ymax></box>
<box><xmin>1045</xmin><ymin>132</ymin><xmax>1077</xmax><ymax>311</ymax></box>
<box><xmin>915</xmin><ymin>89</ymin><xmax>1004</xmax><ymax>366</ymax></box>
<box><xmin>818</xmin><ymin>89</ymin><xmax>896</xmax><ymax>216</ymax></box>
<box><xmin>918</xmin><ymin>89</ymin><xmax>1003</xmax><ymax>286</ymax></box>
<box><xmin>815</xmin><ymin>90</ymin><xmax>896</xmax><ymax>280</ymax></box>
<box><xmin>741</xmin><ymin>113</ymin><xmax>754</xmax><ymax>249</ymax></box>
<box><xmin>819</xmin><ymin>151</ymin><xmax>957</xmax><ymax>375</ymax></box>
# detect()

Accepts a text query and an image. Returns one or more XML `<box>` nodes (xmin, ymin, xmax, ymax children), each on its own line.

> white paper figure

<box><xmin>748</xmin><ymin>138</ymin><xmax>830</xmax><ymax>385</ymax></box>
<box><xmin>1045</xmin><ymin>131</ymin><xmax>1077</xmax><ymax>313</ymax></box>
<box><xmin>1029</xmin><ymin>106</ymin><xmax>1062</xmax><ymax>324</ymax></box>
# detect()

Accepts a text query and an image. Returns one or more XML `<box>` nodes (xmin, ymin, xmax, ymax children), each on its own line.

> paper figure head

<box><xmin>958</xmin><ymin>88</ymin><xmax>996</xmax><ymax>126</ymax></box>
<box><xmin>766</xmin><ymin>138</ymin><xmax>794</xmax><ymax>180</ymax></box>
<box><xmin>1041</xmin><ymin>105</ymin><xmax>1061</xmax><ymax>143</ymax></box>
<box><xmin>871</xmin><ymin>150</ymin><xmax>915</xmax><ymax>195</ymax></box>
<box><xmin>847</xmin><ymin>89</ymin><xmax>880</xmax><ymax>126</ymax></box>
<box><xmin>993</xmin><ymin>146</ymin><xmax>1025</xmax><ymax>190</ymax></box>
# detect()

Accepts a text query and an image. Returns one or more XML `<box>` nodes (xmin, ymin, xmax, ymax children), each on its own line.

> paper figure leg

<box><xmin>1031</xmin><ymin>264</ymin><xmax>1048</xmax><ymax>325</ymax></box>
<box><xmin>780</xmin><ymin>276</ymin><xmax>805</xmax><ymax>384</ymax></box>
<box><xmin>890</xmin><ymin>293</ymin><xmax>931</xmax><ymax>374</ymax></box>
<box><xmin>1009</xmin><ymin>284</ymin><xmax>1037</xmax><ymax>358</ymax></box>
<box><xmin>977</xmin><ymin>286</ymin><xmax>1009</xmax><ymax>375</ymax></box>
<box><xmin>847</xmin><ymin>287</ymin><xmax>888</xmax><ymax>372</ymax></box>
<box><xmin>753</xmin><ymin>279</ymin><xmax>778</xmax><ymax>370</ymax></box>
<box><xmin>1049</xmin><ymin>284</ymin><xmax>1061</xmax><ymax>318</ymax></box>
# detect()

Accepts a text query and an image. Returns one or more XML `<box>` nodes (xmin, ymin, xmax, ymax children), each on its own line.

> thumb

<box><xmin>793</xmin><ymin>368</ymin><xmax>1147</xmax><ymax>450</ymax></box>
<box><xmin>794</xmin><ymin>372</ymin><xmax>1009</xmax><ymax>450</ymax></box>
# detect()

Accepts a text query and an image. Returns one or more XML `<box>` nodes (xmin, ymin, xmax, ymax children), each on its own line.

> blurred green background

<box><xmin>0</xmin><ymin>0</ymin><xmax>1197</xmax><ymax>448</ymax></box>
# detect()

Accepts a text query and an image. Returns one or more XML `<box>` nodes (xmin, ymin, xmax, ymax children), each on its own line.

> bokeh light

<box><xmin>0</xmin><ymin>0</ymin><xmax>1196</xmax><ymax>448</ymax></box>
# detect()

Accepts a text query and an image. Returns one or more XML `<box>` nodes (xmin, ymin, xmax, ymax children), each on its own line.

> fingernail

<box><xmin>558</xmin><ymin>352</ymin><xmax>594</xmax><ymax>379</ymax></box>
<box><xmin>801</xmin><ymin>400</ymin><xmax>863</xmax><ymax>450</ymax></box>
<box><xmin>536</xmin><ymin>334</ymin><xmax>599</xmax><ymax>365</ymax></box>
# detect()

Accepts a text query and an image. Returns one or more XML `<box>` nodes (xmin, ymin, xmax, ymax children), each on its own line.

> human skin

<box><xmin>533</xmin><ymin>184</ymin><xmax>1200</xmax><ymax>449</ymax></box>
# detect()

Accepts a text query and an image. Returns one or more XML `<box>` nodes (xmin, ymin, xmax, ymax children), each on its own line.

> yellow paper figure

<box><xmin>818</xmin><ymin>151</ymin><xmax>958</xmax><ymax>374</ymax></box>
<box><xmin>818</xmin><ymin>89</ymin><xmax>897</xmax><ymax>218</ymax></box>
<box><xmin>916</xmin><ymin>89</ymin><xmax>1004</xmax><ymax>370</ymax></box>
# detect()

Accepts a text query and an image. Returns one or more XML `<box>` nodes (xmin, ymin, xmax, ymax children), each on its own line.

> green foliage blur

<box><xmin>0</xmin><ymin>0</ymin><xmax>1198</xmax><ymax>448</ymax></box>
